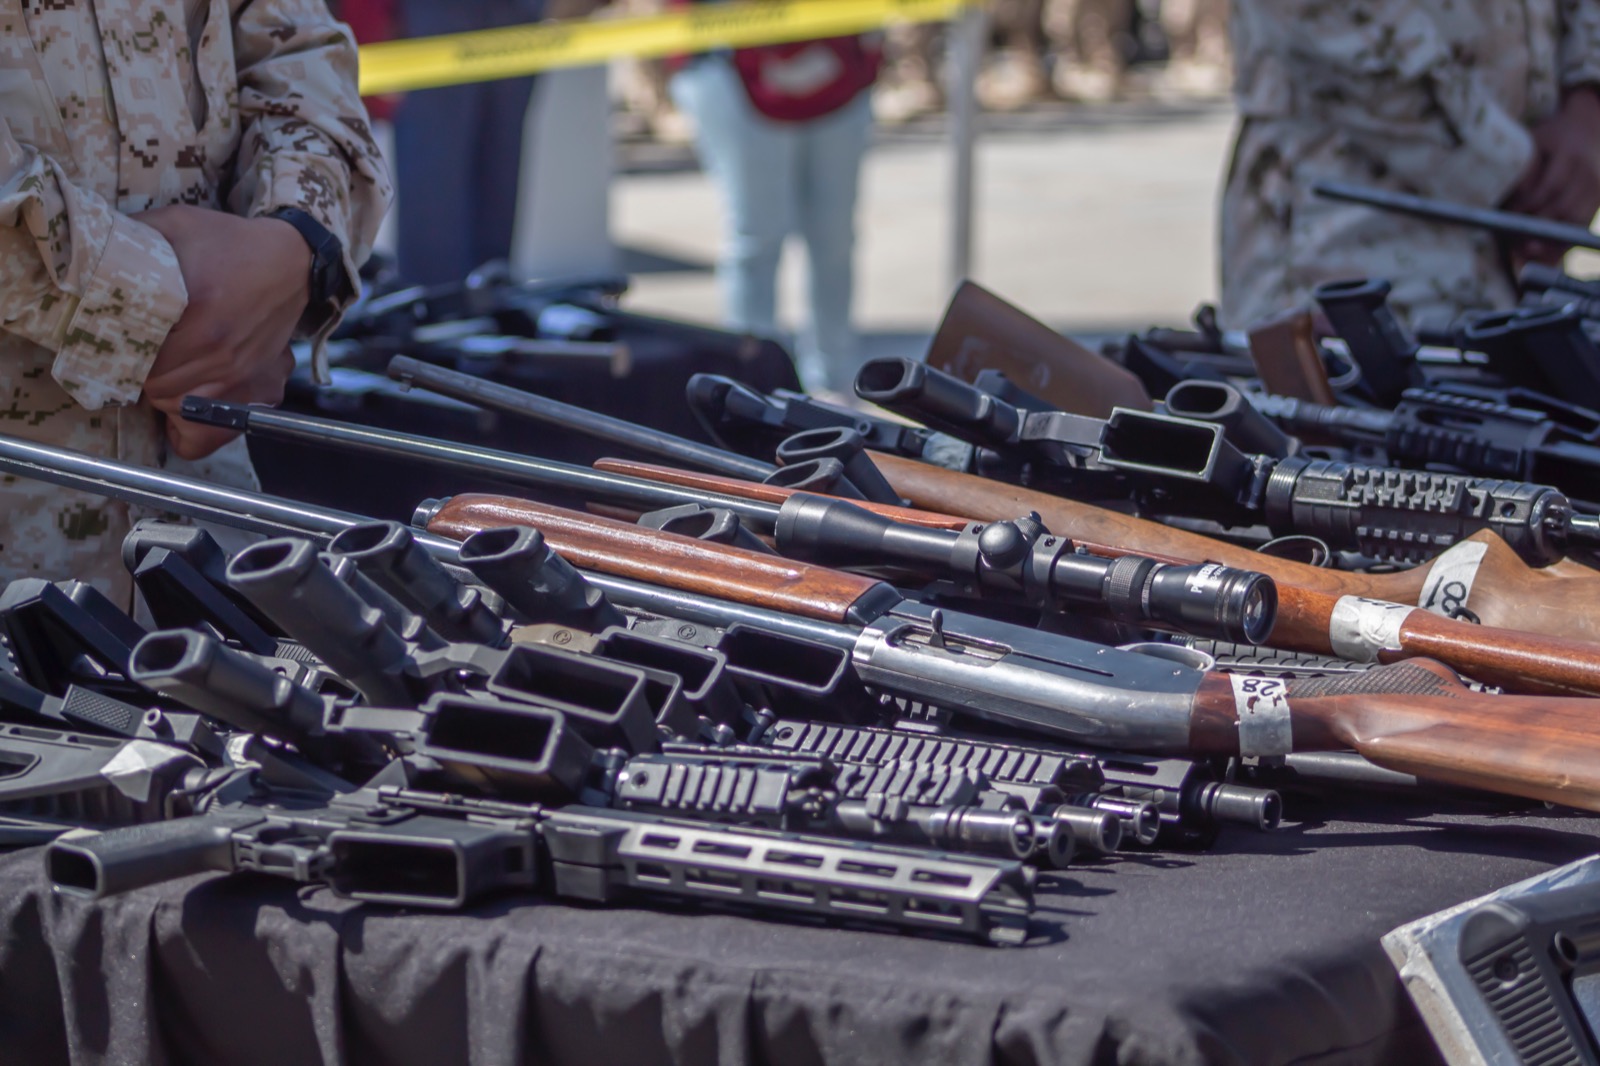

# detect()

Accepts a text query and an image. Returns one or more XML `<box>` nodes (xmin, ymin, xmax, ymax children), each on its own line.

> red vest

<box><xmin>671</xmin><ymin>1</ymin><xmax>881</xmax><ymax>122</ymax></box>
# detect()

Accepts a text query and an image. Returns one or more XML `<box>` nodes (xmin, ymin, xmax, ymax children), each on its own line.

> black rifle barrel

<box><xmin>386</xmin><ymin>355</ymin><xmax>777</xmax><ymax>481</ymax></box>
<box><xmin>181</xmin><ymin>396</ymin><xmax>782</xmax><ymax>526</ymax></box>
<box><xmin>0</xmin><ymin>433</ymin><xmax>857</xmax><ymax>652</ymax></box>
<box><xmin>1313</xmin><ymin>181</ymin><xmax>1600</xmax><ymax>252</ymax></box>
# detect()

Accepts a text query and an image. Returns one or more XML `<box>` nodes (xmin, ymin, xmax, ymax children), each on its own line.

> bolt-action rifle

<box><xmin>586</xmin><ymin>457</ymin><xmax>1600</xmax><ymax>698</ymax></box>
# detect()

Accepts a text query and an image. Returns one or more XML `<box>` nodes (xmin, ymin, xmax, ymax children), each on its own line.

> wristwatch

<box><xmin>265</xmin><ymin>206</ymin><xmax>354</xmax><ymax>336</ymax></box>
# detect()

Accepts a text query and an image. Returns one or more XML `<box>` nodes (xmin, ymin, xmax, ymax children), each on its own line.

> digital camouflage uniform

<box><xmin>1221</xmin><ymin>0</ymin><xmax>1600</xmax><ymax>330</ymax></box>
<box><xmin>0</xmin><ymin>0</ymin><xmax>391</xmax><ymax>605</ymax></box>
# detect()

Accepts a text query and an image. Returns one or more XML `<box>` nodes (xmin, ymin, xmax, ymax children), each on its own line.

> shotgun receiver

<box><xmin>591</xmin><ymin>458</ymin><xmax>1600</xmax><ymax>698</ymax></box>
<box><xmin>420</xmin><ymin>492</ymin><xmax>1600</xmax><ymax>812</ymax></box>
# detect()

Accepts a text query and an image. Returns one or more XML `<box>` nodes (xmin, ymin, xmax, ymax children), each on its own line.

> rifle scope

<box><xmin>773</xmin><ymin>494</ymin><xmax>1276</xmax><ymax>645</ymax></box>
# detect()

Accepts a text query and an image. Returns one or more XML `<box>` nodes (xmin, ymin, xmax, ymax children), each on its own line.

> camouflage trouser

<box><xmin>1219</xmin><ymin>118</ymin><xmax>1516</xmax><ymax>330</ymax></box>
<box><xmin>1043</xmin><ymin>0</ymin><xmax>1133</xmax><ymax>75</ymax></box>
<box><xmin>883</xmin><ymin>21</ymin><xmax>945</xmax><ymax>88</ymax></box>
<box><xmin>988</xmin><ymin>0</ymin><xmax>1046</xmax><ymax>53</ymax></box>
<box><xmin>1160</xmin><ymin>0</ymin><xmax>1228</xmax><ymax>67</ymax></box>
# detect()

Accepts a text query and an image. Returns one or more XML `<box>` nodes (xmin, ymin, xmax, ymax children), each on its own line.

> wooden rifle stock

<box><xmin>926</xmin><ymin>281</ymin><xmax>1152</xmax><ymax>416</ymax></box>
<box><xmin>1190</xmin><ymin>660</ymin><xmax>1600</xmax><ymax>810</ymax></box>
<box><xmin>1247</xmin><ymin>309</ymin><xmax>1338</xmax><ymax>408</ymax></box>
<box><xmin>426</xmin><ymin>494</ymin><xmax>891</xmax><ymax>624</ymax></box>
<box><xmin>867</xmin><ymin>450</ymin><xmax>1600</xmax><ymax>645</ymax></box>
<box><xmin>598</xmin><ymin>457</ymin><xmax>1600</xmax><ymax>696</ymax></box>
<box><xmin>429</xmin><ymin>486</ymin><xmax>1600</xmax><ymax>807</ymax></box>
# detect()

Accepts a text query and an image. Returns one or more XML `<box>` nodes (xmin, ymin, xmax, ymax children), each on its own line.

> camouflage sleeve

<box><xmin>1559</xmin><ymin>0</ymin><xmax>1600</xmax><ymax>90</ymax></box>
<box><xmin>227</xmin><ymin>0</ymin><xmax>395</xmax><ymax>377</ymax></box>
<box><xmin>1232</xmin><ymin>0</ymin><xmax>1534</xmax><ymax>207</ymax></box>
<box><xmin>0</xmin><ymin>125</ymin><xmax>188</xmax><ymax>411</ymax></box>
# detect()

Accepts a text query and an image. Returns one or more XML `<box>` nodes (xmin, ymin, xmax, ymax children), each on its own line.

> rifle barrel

<box><xmin>1313</xmin><ymin>181</ymin><xmax>1600</xmax><ymax>253</ymax></box>
<box><xmin>0</xmin><ymin>432</ymin><xmax>858</xmax><ymax>649</ymax></box>
<box><xmin>181</xmin><ymin>396</ymin><xmax>782</xmax><ymax>525</ymax></box>
<box><xmin>386</xmin><ymin>356</ymin><xmax>776</xmax><ymax>480</ymax></box>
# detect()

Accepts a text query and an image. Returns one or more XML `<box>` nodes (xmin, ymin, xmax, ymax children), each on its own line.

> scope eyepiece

<box><xmin>1145</xmin><ymin>562</ymin><xmax>1276</xmax><ymax>646</ymax></box>
<box><xmin>1086</xmin><ymin>558</ymin><xmax>1275</xmax><ymax>645</ymax></box>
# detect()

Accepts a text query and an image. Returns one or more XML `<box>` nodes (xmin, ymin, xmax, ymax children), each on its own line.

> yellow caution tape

<box><xmin>359</xmin><ymin>0</ymin><xmax>975</xmax><ymax>95</ymax></box>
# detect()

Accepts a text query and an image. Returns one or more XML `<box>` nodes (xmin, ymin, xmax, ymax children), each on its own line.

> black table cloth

<box><xmin>1</xmin><ymin>795</ymin><xmax>1593</xmax><ymax>1066</ymax></box>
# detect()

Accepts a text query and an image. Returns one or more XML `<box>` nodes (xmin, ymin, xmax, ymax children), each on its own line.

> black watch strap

<box><xmin>266</xmin><ymin>207</ymin><xmax>353</xmax><ymax>336</ymax></box>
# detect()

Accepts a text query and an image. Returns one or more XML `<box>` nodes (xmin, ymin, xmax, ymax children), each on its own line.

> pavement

<box><xmin>611</xmin><ymin>95</ymin><xmax>1239</xmax><ymax>367</ymax></box>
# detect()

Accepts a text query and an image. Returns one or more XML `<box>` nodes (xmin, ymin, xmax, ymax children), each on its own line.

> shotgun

<box><xmin>591</xmin><ymin>457</ymin><xmax>1600</xmax><ymax>698</ymax></box>
<box><xmin>5</xmin><ymin>432</ymin><xmax>1600</xmax><ymax>811</ymax></box>
<box><xmin>419</xmin><ymin>491</ymin><xmax>1600</xmax><ymax>812</ymax></box>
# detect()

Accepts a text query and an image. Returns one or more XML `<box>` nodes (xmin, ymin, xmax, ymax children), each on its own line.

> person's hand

<box><xmin>1504</xmin><ymin>87</ymin><xmax>1600</xmax><ymax>265</ymax></box>
<box><xmin>134</xmin><ymin>204</ymin><xmax>310</xmax><ymax>459</ymax></box>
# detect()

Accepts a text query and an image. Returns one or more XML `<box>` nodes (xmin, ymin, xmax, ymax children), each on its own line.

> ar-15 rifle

<box><xmin>762</xmin><ymin>718</ymin><xmax>1280</xmax><ymax>848</ymax></box>
<box><xmin>1313</xmin><ymin>274</ymin><xmax>1600</xmax><ymax>410</ymax></box>
<box><xmin>855</xmin><ymin>356</ymin><xmax>1600</xmax><ymax>568</ymax></box>
<box><xmin>49</xmin><ymin>783</ymin><xmax>1036</xmax><ymax>943</ymax></box>
<box><xmin>1215</xmin><ymin>382</ymin><xmax>1600</xmax><ymax>507</ymax></box>
<box><xmin>589</xmin><ymin>458</ymin><xmax>1600</xmax><ymax>698</ymax></box>
<box><xmin>13</xmin><ymin>434</ymin><xmax>1600</xmax><ymax>812</ymax></box>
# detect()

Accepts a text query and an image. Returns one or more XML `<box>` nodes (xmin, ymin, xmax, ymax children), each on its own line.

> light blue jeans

<box><xmin>670</xmin><ymin>55</ymin><xmax>874</xmax><ymax>392</ymax></box>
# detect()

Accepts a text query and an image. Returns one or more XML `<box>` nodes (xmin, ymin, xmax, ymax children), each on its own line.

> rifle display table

<box><xmin>0</xmin><ymin>797</ymin><xmax>1590</xmax><ymax>1065</ymax></box>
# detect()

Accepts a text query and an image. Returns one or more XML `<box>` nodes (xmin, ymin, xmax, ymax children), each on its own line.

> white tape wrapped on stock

<box><xmin>1229</xmin><ymin>674</ymin><xmax>1293</xmax><ymax>759</ymax></box>
<box><xmin>1417</xmin><ymin>540</ymin><xmax>1488</xmax><ymax>619</ymax></box>
<box><xmin>1328</xmin><ymin>596</ymin><xmax>1413</xmax><ymax>662</ymax></box>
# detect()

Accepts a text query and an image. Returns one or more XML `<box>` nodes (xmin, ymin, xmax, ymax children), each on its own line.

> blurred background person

<box><xmin>612</xmin><ymin>0</ymin><xmax>695</xmax><ymax>142</ymax></box>
<box><xmin>1044</xmin><ymin>0</ymin><xmax>1134</xmax><ymax>103</ymax></box>
<box><xmin>978</xmin><ymin>0</ymin><xmax>1052</xmax><ymax>111</ymax></box>
<box><xmin>389</xmin><ymin>0</ymin><xmax>547</xmax><ymax>285</ymax></box>
<box><xmin>1220</xmin><ymin>2</ymin><xmax>1600</xmax><ymax>330</ymax></box>
<box><xmin>876</xmin><ymin>22</ymin><xmax>946</xmax><ymax>123</ymax></box>
<box><xmin>670</xmin><ymin>22</ymin><xmax>882</xmax><ymax>393</ymax></box>
<box><xmin>1157</xmin><ymin>0</ymin><xmax>1229</xmax><ymax>96</ymax></box>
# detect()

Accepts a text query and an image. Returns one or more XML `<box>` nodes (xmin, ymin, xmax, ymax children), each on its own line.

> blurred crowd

<box><xmin>612</xmin><ymin>0</ymin><xmax>1232</xmax><ymax>141</ymax></box>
